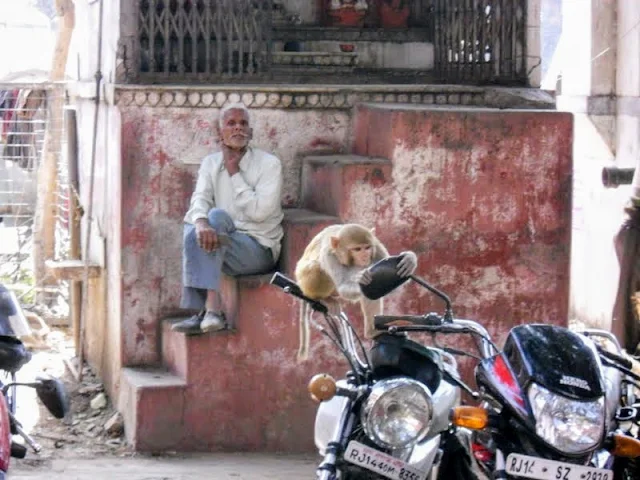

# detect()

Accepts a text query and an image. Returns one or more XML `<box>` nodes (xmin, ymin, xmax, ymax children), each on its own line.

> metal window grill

<box><xmin>432</xmin><ymin>0</ymin><xmax>528</xmax><ymax>85</ymax></box>
<box><xmin>134</xmin><ymin>0</ymin><xmax>274</xmax><ymax>82</ymax></box>
<box><xmin>0</xmin><ymin>83</ymin><xmax>70</xmax><ymax>318</ymax></box>
<box><xmin>123</xmin><ymin>0</ymin><xmax>528</xmax><ymax>86</ymax></box>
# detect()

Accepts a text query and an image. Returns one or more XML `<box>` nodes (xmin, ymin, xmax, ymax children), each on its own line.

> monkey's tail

<box><xmin>297</xmin><ymin>299</ymin><xmax>311</xmax><ymax>362</ymax></box>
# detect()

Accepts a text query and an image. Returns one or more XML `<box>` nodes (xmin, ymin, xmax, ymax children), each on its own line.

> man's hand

<box><xmin>195</xmin><ymin>219</ymin><xmax>219</xmax><ymax>252</ymax></box>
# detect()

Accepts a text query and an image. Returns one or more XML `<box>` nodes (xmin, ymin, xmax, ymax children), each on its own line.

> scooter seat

<box><xmin>0</xmin><ymin>336</ymin><xmax>31</xmax><ymax>373</ymax></box>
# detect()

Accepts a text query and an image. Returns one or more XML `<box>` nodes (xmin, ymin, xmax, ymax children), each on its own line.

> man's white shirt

<box><xmin>184</xmin><ymin>147</ymin><xmax>284</xmax><ymax>261</ymax></box>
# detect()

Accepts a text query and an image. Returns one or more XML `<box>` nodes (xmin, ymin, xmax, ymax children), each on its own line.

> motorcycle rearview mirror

<box><xmin>360</xmin><ymin>255</ymin><xmax>411</xmax><ymax>300</ymax></box>
<box><xmin>35</xmin><ymin>375</ymin><xmax>69</xmax><ymax>419</ymax></box>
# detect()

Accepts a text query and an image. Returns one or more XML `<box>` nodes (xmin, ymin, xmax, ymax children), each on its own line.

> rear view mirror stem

<box><xmin>409</xmin><ymin>275</ymin><xmax>454</xmax><ymax>322</ymax></box>
<box><xmin>2</xmin><ymin>382</ymin><xmax>41</xmax><ymax>394</ymax></box>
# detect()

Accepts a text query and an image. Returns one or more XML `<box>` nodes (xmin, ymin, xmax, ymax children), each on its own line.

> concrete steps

<box><xmin>119</xmin><ymin>101</ymin><xmax>573</xmax><ymax>455</ymax></box>
<box><xmin>301</xmin><ymin>154</ymin><xmax>391</xmax><ymax>220</ymax></box>
<box><xmin>119</xmin><ymin>367</ymin><xmax>187</xmax><ymax>451</ymax></box>
<box><xmin>120</xmin><ymin>208</ymin><xmax>345</xmax><ymax>452</ymax></box>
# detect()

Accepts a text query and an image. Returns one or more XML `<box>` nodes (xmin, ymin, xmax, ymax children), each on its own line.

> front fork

<box><xmin>493</xmin><ymin>449</ymin><xmax>507</xmax><ymax>480</ymax></box>
<box><xmin>317</xmin><ymin>398</ymin><xmax>356</xmax><ymax>480</ymax></box>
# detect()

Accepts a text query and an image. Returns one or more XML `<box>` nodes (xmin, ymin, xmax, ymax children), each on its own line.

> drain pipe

<box><xmin>78</xmin><ymin>0</ymin><xmax>104</xmax><ymax>382</ymax></box>
<box><xmin>633</xmin><ymin>166</ymin><xmax>640</xmax><ymax>204</ymax></box>
<box><xmin>602</xmin><ymin>167</ymin><xmax>636</xmax><ymax>188</ymax></box>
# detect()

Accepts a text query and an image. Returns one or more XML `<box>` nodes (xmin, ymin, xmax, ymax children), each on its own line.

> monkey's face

<box><xmin>220</xmin><ymin>108</ymin><xmax>252</xmax><ymax>150</ymax></box>
<box><xmin>349</xmin><ymin>243</ymin><xmax>373</xmax><ymax>268</ymax></box>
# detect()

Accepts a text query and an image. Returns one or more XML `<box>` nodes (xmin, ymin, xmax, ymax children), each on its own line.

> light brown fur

<box><xmin>294</xmin><ymin>224</ymin><xmax>390</xmax><ymax>360</ymax></box>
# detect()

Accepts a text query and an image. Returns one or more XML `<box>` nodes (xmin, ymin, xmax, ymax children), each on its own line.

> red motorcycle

<box><xmin>0</xmin><ymin>284</ymin><xmax>68</xmax><ymax>478</ymax></box>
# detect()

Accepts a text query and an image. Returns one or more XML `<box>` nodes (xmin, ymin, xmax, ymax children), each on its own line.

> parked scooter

<box><xmin>271</xmin><ymin>255</ymin><xmax>480</xmax><ymax>480</ymax></box>
<box><xmin>0</xmin><ymin>284</ymin><xmax>69</xmax><ymax>478</ymax></box>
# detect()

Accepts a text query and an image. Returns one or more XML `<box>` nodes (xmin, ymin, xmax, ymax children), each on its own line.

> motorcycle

<box><xmin>392</xmin><ymin>293</ymin><xmax>640</xmax><ymax>479</ymax></box>
<box><xmin>0</xmin><ymin>284</ymin><xmax>69</xmax><ymax>478</ymax></box>
<box><xmin>578</xmin><ymin>329</ymin><xmax>640</xmax><ymax>479</ymax></box>
<box><xmin>270</xmin><ymin>255</ymin><xmax>481</xmax><ymax>480</ymax></box>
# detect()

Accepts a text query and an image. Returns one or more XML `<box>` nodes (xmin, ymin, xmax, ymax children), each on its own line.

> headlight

<box><xmin>361</xmin><ymin>378</ymin><xmax>433</xmax><ymax>449</ymax></box>
<box><xmin>528</xmin><ymin>383</ymin><xmax>604</xmax><ymax>454</ymax></box>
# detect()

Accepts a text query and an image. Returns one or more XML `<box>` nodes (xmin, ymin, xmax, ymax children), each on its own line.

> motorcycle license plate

<box><xmin>506</xmin><ymin>453</ymin><xmax>612</xmax><ymax>480</ymax></box>
<box><xmin>344</xmin><ymin>441</ymin><xmax>427</xmax><ymax>480</ymax></box>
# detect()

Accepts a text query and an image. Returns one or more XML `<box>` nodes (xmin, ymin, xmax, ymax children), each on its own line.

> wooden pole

<box><xmin>65</xmin><ymin>108</ymin><xmax>82</xmax><ymax>355</ymax></box>
<box><xmin>33</xmin><ymin>0</ymin><xmax>75</xmax><ymax>294</ymax></box>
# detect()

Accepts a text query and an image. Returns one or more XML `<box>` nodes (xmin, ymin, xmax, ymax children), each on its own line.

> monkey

<box><xmin>294</xmin><ymin>223</ymin><xmax>417</xmax><ymax>361</ymax></box>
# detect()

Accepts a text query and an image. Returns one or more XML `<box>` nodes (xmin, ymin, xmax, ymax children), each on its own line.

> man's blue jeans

<box><xmin>181</xmin><ymin>208</ymin><xmax>275</xmax><ymax>310</ymax></box>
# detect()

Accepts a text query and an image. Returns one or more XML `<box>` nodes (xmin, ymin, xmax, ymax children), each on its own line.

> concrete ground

<box><xmin>11</xmin><ymin>453</ymin><xmax>318</xmax><ymax>479</ymax></box>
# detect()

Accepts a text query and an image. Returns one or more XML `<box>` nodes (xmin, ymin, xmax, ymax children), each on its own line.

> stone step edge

<box><xmin>303</xmin><ymin>154</ymin><xmax>390</xmax><ymax>166</ymax></box>
<box><xmin>162</xmin><ymin>317</ymin><xmax>238</xmax><ymax>336</ymax></box>
<box><xmin>283</xmin><ymin>208</ymin><xmax>340</xmax><ymax>225</ymax></box>
<box><xmin>121</xmin><ymin>366</ymin><xmax>187</xmax><ymax>389</ymax></box>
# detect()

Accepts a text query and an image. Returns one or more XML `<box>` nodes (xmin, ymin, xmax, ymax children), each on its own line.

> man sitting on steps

<box><xmin>172</xmin><ymin>102</ymin><xmax>284</xmax><ymax>335</ymax></box>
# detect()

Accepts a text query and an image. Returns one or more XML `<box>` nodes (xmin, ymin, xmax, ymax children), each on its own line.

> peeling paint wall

<box><xmin>71</xmin><ymin>0</ymin><xmax>123</xmax><ymax>399</ymax></box>
<box><xmin>119</xmin><ymin>107</ymin><xmax>351</xmax><ymax>365</ymax></box>
<box><xmin>351</xmin><ymin>105</ymin><xmax>573</xmax><ymax>353</ymax></box>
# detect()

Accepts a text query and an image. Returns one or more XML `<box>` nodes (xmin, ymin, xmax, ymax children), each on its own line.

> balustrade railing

<box><xmin>135</xmin><ymin>0</ymin><xmax>273</xmax><ymax>81</ymax></box>
<box><xmin>121</xmin><ymin>0</ymin><xmax>528</xmax><ymax>86</ymax></box>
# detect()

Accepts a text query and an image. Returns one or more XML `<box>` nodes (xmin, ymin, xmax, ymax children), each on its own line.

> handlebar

<box><xmin>271</xmin><ymin>272</ymin><xmax>497</xmax><ymax>360</ymax></box>
<box><xmin>373</xmin><ymin>313</ymin><xmax>442</xmax><ymax>330</ymax></box>
<box><xmin>270</xmin><ymin>272</ymin><xmax>328</xmax><ymax>314</ymax></box>
<box><xmin>385</xmin><ymin>317</ymin><xmax>497</xmax><ymax>359</ymax></box>
<box><xmin>597</xmin><ymin>345</ymin><xmax>634</xmax><ymax>371</ymax></box>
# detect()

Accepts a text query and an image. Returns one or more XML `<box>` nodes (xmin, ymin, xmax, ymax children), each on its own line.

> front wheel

<box><xmin>339</xmin><ymin>469</ymin><xmax>387</xmax><ymax>480</ymax></box>
<box><xmin>613</xmin><ymin>458</ymin><xmax>639</xmax><ymax>480</ymax></box>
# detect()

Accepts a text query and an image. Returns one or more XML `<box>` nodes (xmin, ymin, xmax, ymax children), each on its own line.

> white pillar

<box><xmin>527</xmin><ymin>0</ymin><xmax>542</xmax><ymax>87</ymax></box>
<box><xmin>616</xmin><ymin>0</ymin><xmax>640</xmax><ymax>200</ymax></box>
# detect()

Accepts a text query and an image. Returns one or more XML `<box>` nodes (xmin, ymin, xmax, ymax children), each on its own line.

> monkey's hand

<box><xmin>396</xmin><ymin>251</ymin><xmax>417</xmax><ymax>277</ymax></box>
<box><xmin>356</xmin><ymin>269</ymin><xmax>373</xmax><ymax>286</ymax></box>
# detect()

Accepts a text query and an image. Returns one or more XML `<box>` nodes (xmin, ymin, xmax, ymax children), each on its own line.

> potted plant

<box><xmin>327</xmin><ymin>0</ymin><xmax>369</xmax><ymax>27</ymax></box>
<box><xmin>377</xmin><ymin>0</ymin><xmax>410</xmax><ymax>28</ymax></box>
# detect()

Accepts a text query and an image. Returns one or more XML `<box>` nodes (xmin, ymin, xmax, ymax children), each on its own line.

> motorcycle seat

<box><xmin>0</xmin><ymin>336</ymin><xmax>31</xmax><ymax>373</ymax></box>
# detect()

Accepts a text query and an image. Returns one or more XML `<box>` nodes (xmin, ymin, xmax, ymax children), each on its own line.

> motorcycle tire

<box><xmin>436</xmin><ymin>433</ymin><xmax>480</xmax><ymax>480</ymax></box>
<box><xmin>613</xmin><ymin>457</ymin><xmax>639</xmax><ymax>480</ymax></box>
<box><xmin>338</xmin><ymin>464</ymin><xmax>386</xmax><ymax>480</ymax></box>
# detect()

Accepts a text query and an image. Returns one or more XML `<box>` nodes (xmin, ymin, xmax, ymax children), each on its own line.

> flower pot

<box><xmin>328</xmin><ymin>7</ymin><xmax>367</xmax><ymax>27</ymax></box>
<box><xmin>377</xmin><ymin>0</ymin><xmax>409</xmax><ymax>28</ymax></box>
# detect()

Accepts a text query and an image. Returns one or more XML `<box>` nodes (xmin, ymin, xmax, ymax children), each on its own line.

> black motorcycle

<box><xmin>431</xmin><ymin>317</ymin><xmax>640</xmax><ymax>480</ymax></box>
<box><xmin>355</xmin><ymin>264</ymin><xmax>640</xmax><ymax>480</ymax></box>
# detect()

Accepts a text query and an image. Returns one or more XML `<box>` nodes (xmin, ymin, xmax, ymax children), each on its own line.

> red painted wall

<box><xmin>117</xmin><ymin>103</ymin><xmax>573</xmax><ymax>451</ymax></box>
<box><xmin>118</xmin><ymin>103</ymin><xmax>573</xmax><ymax>373</ymax></box>
<box><xmin>119</xmin><ymin>107</ymin><xmax>351</xmax><ymax>366</ymax></box>
<box><xmin>348</xmin><ymin>104</ymin><xmax>573</xmax><ymax>377</ymax></box>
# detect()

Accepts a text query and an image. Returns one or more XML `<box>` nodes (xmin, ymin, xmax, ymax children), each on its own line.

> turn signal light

<box><xmin>451</xmin><ymin>406</ymin><xmax>489</xmax><ymax>430</ymax></box>
<box><xmin>611</xmin><ymin>434</ymin><xmax>640</xmax><ymax>458</ymax></box>
<box><xmin>308</xmin><ymin>374</ymin><xmax>337</xmax><ymax>403</ymax></box>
